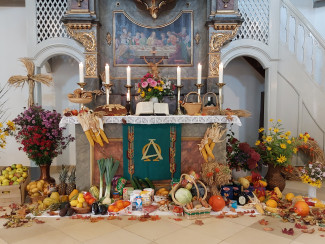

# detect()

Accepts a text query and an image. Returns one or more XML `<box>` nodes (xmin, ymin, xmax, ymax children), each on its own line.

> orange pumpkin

<box><xmin>294</xmin><ymin>201</ymin><xmax>309</xmax><ymax>217</ymax></box>
<box><xmin>208</xmin><ymin>195</ymin><xmax>225</xmax><ymax>211</ymax></box>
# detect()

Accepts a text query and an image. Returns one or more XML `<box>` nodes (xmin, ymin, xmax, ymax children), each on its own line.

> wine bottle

<box><xmin>205</xmin><ymin>96</ymin><xmax>216</xmax><ymax>107</ymax></box>
<box><xmin>237</xmin><ymin>186</ymin><xmax>249</xmax><ymax>206</ymax></box>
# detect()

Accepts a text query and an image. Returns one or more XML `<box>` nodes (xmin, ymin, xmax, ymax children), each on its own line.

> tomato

<box><xmin>88</xmin><ymin>198</ymin><xmax>96</xmax><ymax>205</ymax></box>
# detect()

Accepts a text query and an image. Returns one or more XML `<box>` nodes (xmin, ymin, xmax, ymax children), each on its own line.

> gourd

<box><xmin>208</xmin><ymin>195</ymin><xmax>225</xmax><ymax>211</ymax></box>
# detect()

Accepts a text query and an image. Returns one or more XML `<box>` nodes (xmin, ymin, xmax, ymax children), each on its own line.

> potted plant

<box><xmin>255</xmin><ymin>119</ymin><xmax>300</xmax><ymax>191</ymax></box>
<box><xmin>226</xmin><ymin>131</ymin><xmax>261</xmax><ymax>180</ymax></box>
<box><xmin>13</xmin><ymin>106</ymin><xmax>74</xmax><ymax>184</ymax></box>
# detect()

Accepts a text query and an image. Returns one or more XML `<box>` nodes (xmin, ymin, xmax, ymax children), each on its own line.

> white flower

<box><xmin>309</xmin><ymin>164</ymin><xmax>313</xmax><ymax>169</ymax></box>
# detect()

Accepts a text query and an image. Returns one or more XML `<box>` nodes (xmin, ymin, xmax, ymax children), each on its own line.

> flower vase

<box><xmin>265</xmin><ymin>163</ymin><xmax>286</xmax><ymax>191</ymax></box>
<box><xmin>308</xmin><ymin>185</ymin><xmax>317</xmax><ymax>199</ymax></box>
<box><xmin>149</xmin><ymin>97</ymin><xmax>159</xmax><ymax>103</ymax></box>
<box><xmin>39</xmin><ymin>164</ymin><xmax>56</xmax><ymax>184</ymax></box>
<box><xmin>232</xmin><ymin>168</ymin><xmax>250</xmax><ymax>181</ymax></box>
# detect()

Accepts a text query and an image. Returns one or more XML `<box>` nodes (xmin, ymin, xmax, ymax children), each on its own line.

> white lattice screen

<box><xmin>235</xmin><ymin>0</ymin><xmax>270</xmax><ymax>45</ymax></box>
<box><xmin>36</xmin><ymin>0</ymin><xmax>69</xmax><ymax>43</ymax></box>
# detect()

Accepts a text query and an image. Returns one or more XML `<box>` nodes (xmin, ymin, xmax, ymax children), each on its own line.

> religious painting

<box><xmin>113</xmin><ymin>11</ymin><xmax>193</xmax><ymax>66</ymax></box>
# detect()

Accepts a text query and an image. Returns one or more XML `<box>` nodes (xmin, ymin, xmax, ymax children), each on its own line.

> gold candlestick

<box><xmin>124</xmin><ymin>85</ymin><xmax>133</xmax><ymax>115</ymax></box>
<box><xmin>216</xmin><ymin>83</ymin><xmax>226</xmax><ymax>110</ymax></box>
<box><xmin>175</xmin><ymin>85</ymin><xmax>184</xmax><ymax>115</ymax></box>
<box><xmin>103</xmin><ymin>83</ymin><xmax>113</xmax><ymax>105</ymax></box>
<box><xmin>77</xmin><ymin>82</ymin><xmax>87</xmax><ymax>90</ymax></box>
<box><xmin>195</xmin><ymin>84</ymin><xmax>204</xmax><ymax>102</ymax></box>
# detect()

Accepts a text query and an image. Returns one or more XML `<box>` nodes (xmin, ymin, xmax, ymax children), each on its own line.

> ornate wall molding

<box><xmin>66</xmin><ymin>26</ymin><xmax>97</xmax><ymax>52</ymax></box>
<box><xmin>85</xmin><ymin>54</ymin><xmax>97</xmax><ymax>78</ymax></box>
<box><xmin>209</xmin><ymin>53</ymin><xmax>221</xmax><ymax>77</ymax></box>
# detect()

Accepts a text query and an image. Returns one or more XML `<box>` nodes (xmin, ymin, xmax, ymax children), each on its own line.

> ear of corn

<box><xmin>100</xmin><ymin>129</ymin><xmax>109</xmax><ymax>143</ymax></box>
<box><xmin>201</xmin><ymin>148</ymin><xmax>208</xmax><ymax>162</ymax></box>
<box><xmin>204</xmin><ymin>143</ymin><xmax>215</xmax><ymax>159</ymax></box>
<box><xmin>84</xmin><ymin>130</ymin><xmax>94</xmax><ymax>146</ymax></box>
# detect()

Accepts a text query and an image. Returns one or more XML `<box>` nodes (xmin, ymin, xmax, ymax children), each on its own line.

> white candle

<box><xmin>127</xmin><ymin>66</ymin><xmax>131</xmax><ymax>86</ymax></box>
<box><xmin>105</xmin><ymin>64</ymin><xmax>110</xmax><ymax>84</ymax></box>
<box><xmin>197</xmin><ymin>63</ymin><xmax>202</xmax><ymax>84</ymax></box>
<box><xmin>177</xmin><ymin>66</ymin><xmax>181</xmax><ymax>86</ymax></box>
<box><xmin>79</xmin><ymin>62</ymin><xmax>84</xmax><ymax>83</ymax></box>
<box><xmin>127</xmin><ymin>92</ymin><xmax>130</xmax><ymax>102</ymax></box>
<box><xmin>219</xmin><ymin>62</ymin><xmax>224</xmax><ymax>83</ymax></box>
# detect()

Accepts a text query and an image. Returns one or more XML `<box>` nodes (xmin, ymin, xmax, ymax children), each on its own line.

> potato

<box><xmin>31</xmin><ymin>188</ymin><xmax>39</xmax><ymax>193</ymax></box>
<box><xmin>32</xmin><ymin>192</ymin><xmax>40</xmax><ymax>197</ymax></box>
<box><xmin>37</xmin><ymin>181</ymin><xmax>44</xmax><ymax>191</ymax></box>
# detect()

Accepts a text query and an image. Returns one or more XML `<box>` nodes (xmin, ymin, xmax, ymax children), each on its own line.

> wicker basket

<box><xmin>202</xmin><ymin>92</ymin><xmax>220</xmax><ymax>115</ymax></box>
<box><xmin>171</xmin><ymin>174</ymin><xmax>211</xmax><ymax>220</ymax></box>
<box><xmin>181</xmin><ymin>92</ymin><xmax>202</xmax><ymax>115</ymax></box>
<box><xmin>71</xmin><ymin>206</ymin><xmax>91</xmax><ymax>214</ymax></box>
<box><xmin>68</xmin><ymin>97</ymin><xmax>92</xmax><ymax>104</ymax></box>
<box><xmin>30</xmin><ymin>195</ymin><xmax>47</xmax><ymax>204</ymax></box>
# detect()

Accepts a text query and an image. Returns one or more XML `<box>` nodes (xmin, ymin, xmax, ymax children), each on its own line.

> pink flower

<box><xmin>147</xmin><ymin>78</ymin><xmax>153</xmax><ymax>83</ymax></box>
<box><xmin>141</xmin><ymin>81</ymin><xmax>148</xmax><ymax>88</ymax></box>
<box><xmin>149</xmin><ymin>80</ymin><xmax>157</xmax><ymax>87</ymax></box>
<box><xmin>137</xmin><ymin>83</ymin><xmax>140</xmax><ymax>88</ymax></box>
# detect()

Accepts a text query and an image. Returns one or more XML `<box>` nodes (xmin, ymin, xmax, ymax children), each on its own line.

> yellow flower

<box><xmin>160</xmin><ymin>80</ymin><xmax>164</xmax><ymax>85</ymax></box>
<box><xmin>266</xmin><ymin>136</ymin><xmax>272</xmax><ymax>142</ymax></box>
<box><xmin>299</xmin><ymin>133</ymin><xmax>303</xmax><ymax>138</ymax></box>
<box><xmin>293</xmin><ymin>148</ymin><xmax>298</xmax><ymax>154</ymax></box>
<box><xmin>285</xmin><ymin>136</ymin><xmax>289</xmax><ymax>140</ymax></box>
<box><xmin>258</xmin><ymin>128</ymin><xmax>264</xmax><ymax>133</ymax></box>
<box><xmin>280</xmin><ymin>143</ymin><xmax>287</xmax><ymax>149</ymax></box>
<box><xmin>268</xmin><ymin>128</ymin><xmax>272</xmax><ymax>131</ymax></box>
<box><xmin>306</xmin><ymin>133</ymin><xmax>310</xmax><ymax>138</ymax></box>
<box><xmin>273</xmin><ymin>128</ymin><xmax>279</xmax><ymax>133</ymax></box>
<box><xmin>270</xmin><ymin>119</ymin><xmax>273</xmax><ymax>122</ymax></box>
<box><xmin>285</xmin><ymin>131</ymin><xmax>291</xmax><ymax>136</ymax></box>
<box><xmin>280</xmin><ymin>135</ymin><xmax>284</xmax><ymax>138</ymax></box>
<box><xmin>303</xmin><ymin>137</ymin><xmax>308</xmax><ymax>143</ymax></box>
<box><xmin>277</xmin><ymin>155</ymin><xmax>287</xmax><ymax>163</ymax></box>
<box><xmin>148</xmin><ymin>88</ymin><xmax>152</xmax><ymax>92</ymax></box>
<box><xmin>287</xmin><ymin>140</ymin><xmax>292</xmax><ymax>144</ymax></box>
<box><xmin>255</xmin><ymin>140</ymin><xmax>261</xmax><ymax>146</ymax></box>
<box><xmin>267</xmin><ymin>147</ymin><xmax>271</xmax><ymax>151</ymax></box>
<box><xmin>277</xmin><ymin>119</ymin><xmax>282</xmax><ymax>122</ymax></box>
<box><xmin>158</xmin><ymin>87</ymin><xmax>163</xmax><ymax>91</ymax></box>
<box><xmin>140</xmin><ymin>91</ymin><xmax>145</xmax><ymax>97</ymax></box>
<box><xmin>0</xmin><ymin>123</ymin><xmax>3</xmax><ymax>128</ymax></box>
<box><xmin>137</xmin><ymin>88</ymin><xmax>141</xmax><ymax>93</ymax></box>
<box><xmin>262</xmin><ymin>136</ymin><xmax>266</xmax><ymax>140</ymax></box>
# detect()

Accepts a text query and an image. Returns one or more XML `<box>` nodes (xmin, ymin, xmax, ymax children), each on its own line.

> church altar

<box><xmin>61</xmin><ymin>115</ymin><xmax>241</xmax><ymax>190</ymax></box>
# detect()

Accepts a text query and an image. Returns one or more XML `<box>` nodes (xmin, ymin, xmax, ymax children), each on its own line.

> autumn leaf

<box><xmin>259</xmin><ymin>219</ymin><xmax>269</xmax><ymax>225</ymax></box>
<box><xmin>194</xmin><ymin>220</ymin><xmax>204</xmax><ymax>226</ymax></box>
<box><xmin>301</xmin><ymin>228</ymin><xmax>315</xmax><ymax>234</ymax></box>
<box><xmin>263</xmin><ymin>227</ymin><xmax>274</xmax><ymax>231</ymax></box>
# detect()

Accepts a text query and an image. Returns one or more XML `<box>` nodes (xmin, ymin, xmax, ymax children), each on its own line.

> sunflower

<box><xmin>266</xmin><ymin>136</ymin><xmax>272</xmax><ymax>142</ymax></box>
<box><xmin>277</xmin><ymin>155</ymin><xmax>287</xmax><ymax>163</ymax></box>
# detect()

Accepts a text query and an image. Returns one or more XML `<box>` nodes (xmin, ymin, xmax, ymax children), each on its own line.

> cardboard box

<box><xmin>0</xmin><ymin>166</ymin><xmax>31</xmax><ymax>206</ymax></box>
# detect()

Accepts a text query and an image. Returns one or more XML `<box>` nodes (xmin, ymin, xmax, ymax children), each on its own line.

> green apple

<box><xmin>5</xmin><ymin>167</ymin><xmax>11</xmax><ymax>172</ymax></box>
<box><xmin>16</xmin><ymin>168</ymin><xmax>23</xmax><ymax>173</ymax></box>
<box><xmin>13</xmin><ymin>181</ymin><xmax>19</xmax><ymax>185</ymax></box>
<box><xmin>2</xmin><ymin>181</ymin><xmax>9</xmax><ymax>186</ymax></box>
<box><xmin>11</xmin><ymin>164</ymin><xmax>16</xmax><ymax>169</ymax></box>
<box><xmin>22</xmin><ymin>166</ymin><xmax>28</xmax><ymax>172</ymax></box>
<box><xmin>9</xmin><ymin>170</ymin><xmax>14</xmax><ymax>175</ymax></box>
<box><xmin>22</xmin><ymin>172</ymin><xmax>28</xmax><ymax>178</ymax></box>
<box><xmin>11</xmin><ymin>176</ymin><xmax>18</xmax><ymax>182</ymax></box>
<box><xmin>8</xmin><ymin>174</ymin><xmax>13</xmax><ymax>179</ymax></box>
<box><xmin>0</xmin><ymin>176</ymin><xmax>5</xmax><ymax>181</ymax></box>
<box><xmin>16</xmin><ymin>178</ymin><xmax>22</xmax><ymax>183</ymax></box>
<box><xmin>2</xmin><ymin>169</ymin><xmax>8</xmax><ymax>175</ymax></box>
<box><xmin>4</xmin><ymin>173</ymin><xmax>9</xmax><ymax>179</ymax></box>
<box><xmin>15</xmin><ymin>173</ymin><xmax>21</xmax><ymax>178</ymax></box>
<box><xmin>19</xmin><ymin>177</ymin><xmax>24</xmax><ymax>182</ymax></box>
<box><xmin>16</xmin><ymin>164</ymin><xmax>22</xmax><ymax>169</ymax></box>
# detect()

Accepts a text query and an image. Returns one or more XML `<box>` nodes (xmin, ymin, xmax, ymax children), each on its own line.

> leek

<box><xmin>97</xmin><ymin>158</ymin><xmax>106</xmax><ymax>199</ymax></box>
<box><xmin>103</xmin><ymin>157</ymin><xmax>119</xmax><ymax>199</ymax></box>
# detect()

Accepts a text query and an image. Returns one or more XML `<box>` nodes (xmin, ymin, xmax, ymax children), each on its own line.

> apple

<box><xmin>9</xmin><ymin>181</ymin><xmax>13</xmax><ymax>185</ymax></box>
<box><xmin>11</xmin><ymin>164</ymin><xmax>16</xmax><ymax>169</ymax></box>
<box><xmin>5</xmin><ymin>167</ymin><xmax>11</xmax><ymax>172</ymax></box>
<box><xmin>16</xmin><ymin>168</ymin><xmax>23</xmax><ymax>173</ymax></box>
<box><xmin>8</xmin><ymin>174</ymin><xmax>13</xmax><ymax>179</ymax></box>
<box><xmin>19</xmin><ymin>177</ymin><xmax>24</xmax><ymax>181</ymax></box>
<box><xmin>15</xmin><ymin>173</ymin><xmax>21</xmax><ymax>178</ymax></box>
<box><xmin>16</xmin><ymin>178</ymin><xmax>22</xmax><ymax>183</ymax></box>
<box><xmin>0</xmin><ymin>176</ymin><xmax>5</xmax><ymax>181</ymax></box>
<box><xmin>16</xmin><ymin>164</ymin><xmax>22</xmax><ymax>169</ymax></box>
<box><xmin>22</xmin><ymin>166</ymin><xmax>28</xmax><ymax>172</ymax></box>
<box><xmin>4</xmin><ymin>173</ymin><xmax>9</xmax><ymax>179</ymax></box>
<box><xmin>2</xmin><ymin>169</ymin><xmax>8</xmax><ymax>175</ymax></box>
<box><xmin>2</xmin><ymin>181</ymin><xmax>9</xmax><ymax>186</ymax></box>
<box><xmin>13</xmin><ymin>181</ymin><xmax>19</xmax><ymax>185</ymax></box>
<box><xmin>11</xmin><ymin>176</ymin><xmax>18</xmax><ymax>182</ymax></box>
<box><xmin>71</xmin><ymin>109</ymin><xmax>78</xmax><ymax>116</ymax></box>
<box><xmin>22</xmin><ymin>172</ymin><xmax>28</xmax><ymax>178</ymax></box>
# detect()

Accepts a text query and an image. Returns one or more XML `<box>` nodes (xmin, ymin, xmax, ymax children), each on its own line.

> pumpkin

<box><xmin>208</xmin><ymin>195</ymin><xmax>225</xmax><ymax>211</ymax></box>
<box><xmin>294</xmin><ymin>201</ymin><xmax>309</xmax><ymax>217</ymax></box>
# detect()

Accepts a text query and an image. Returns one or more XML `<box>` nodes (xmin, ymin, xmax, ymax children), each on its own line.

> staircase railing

<box><xmin>280</xmin><ymin>0</ymin><xmax>325</xmax><ymax>86</ymax></box>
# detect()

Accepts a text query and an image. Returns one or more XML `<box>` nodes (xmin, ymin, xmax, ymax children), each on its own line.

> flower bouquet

<box><xmin>301</xmin><ymin>162</ymin><xmax>325</xmax><ymax>188</ymax></box>
<box><xmin>137</xmin><ymin>73</ymin><xmax>175</xmax><ymax>102</ymax></box>
<box><xmin>13</xmin><ymin>106</ymin><xmax>74</xmax><ymax>183</ymax></box>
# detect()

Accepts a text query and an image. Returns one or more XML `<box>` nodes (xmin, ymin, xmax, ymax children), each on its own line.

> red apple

<box><xmin>71</xmin><ymin>109</ymin><xmax>78</xmax><ymax>116</ymax></box>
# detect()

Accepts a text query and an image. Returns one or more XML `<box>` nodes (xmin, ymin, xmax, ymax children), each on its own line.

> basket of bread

<box><xmin>67</xmin><ymin>89</ymin><xmax>92</xmax><ymax>104</ymax></box>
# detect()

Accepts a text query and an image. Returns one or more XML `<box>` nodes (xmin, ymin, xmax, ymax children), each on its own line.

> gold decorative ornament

<box><xmin>66</xmin><ymin>23</ymin><xmax>92</xmax><ymax>30</ymax></box>
<box><xmin>77</xmin><ymin>0</ymin><xmax>84</xmax><ymax>7</ymax></box>
<box><xmin>209</xmin><ymin>53</ymin><xmax>220</xmax><ymax>77</ymax></box>
<box><xmin>195</xmin><ymin>32</ymin><xmax>201</xmax><ymax>45</ymax></box>
<box><xmin>106</xmin><ymin>32</ymin><xmax>112</xmax><ymax>46</ymax></box>
<box><xmin>222</xmin><ymin>0</ymin><xmax>230</xmax><ymax>8</ymax></box>
<box><xmin>7</xmin><ymin>58</ymin><xmax>52</xmax><ymax>107</ymax></box>
<box><xmin>135</xmin><ymin>0</ymin><xmax>175</xmax><ymax>19</ymax></box>
<box><xmin>85</xmin><ymin>54</ymin><xmax>97</xmax><ymax>77</ymax></box>
<box><xmin>66</xmin><ymin>26</ymin><xmax>97</xmax><ymax>52</ymax></box>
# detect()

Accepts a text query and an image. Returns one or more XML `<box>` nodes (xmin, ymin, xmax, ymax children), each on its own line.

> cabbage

<box><xmin>175</xmin><ymin>188</ymin><xmax>192</xmax><ymax>204</ymax></box>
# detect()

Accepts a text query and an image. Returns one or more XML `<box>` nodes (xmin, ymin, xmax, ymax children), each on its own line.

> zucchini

<box><xmin>145</xmin><ymin>177</ymin><xmax>155</xmax><ymax>190</ymax></box>
<box><xmin>130</xmin><ymin>177</ymin><xmax>138</xmax><ymax>189</ymax></box>
<box><xmin>132</xmin><ymin>176</ymin><xmax>142</xmax><ymax>190</ymax></box>
<box><xmin>139</xmin><ymin>178</ymin><xmax>149</xmax><ymax>188</ymax></box>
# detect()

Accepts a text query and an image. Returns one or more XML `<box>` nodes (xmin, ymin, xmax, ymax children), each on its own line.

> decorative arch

<box><xmin>221</xmin><ymin>39</ymin><xmax>278</xmax><ymax>129</ymax></box>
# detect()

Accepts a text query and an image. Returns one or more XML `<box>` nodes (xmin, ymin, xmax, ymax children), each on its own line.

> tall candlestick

<box><xmin>197</xmin><ymin>63</ymin><xmax>202</xmax><ymax>84</ymax></box>
<box><xmin>105</xmin><ymin>64</ymin><xmax>110</xmax><ymax>84</ymax></box>
<box><xmin>79</xmin><ymin>62</ymin><xmax>84</xmax><ymax>84</ymax></box>
<box><xmin>127</xmin><ymin>91</ymin><xmax>130</xmax><ymax>102</ymax></box>
<box><xmin>219</xmin><ymin>62</ymin><xmax>224</xmax><ymax>83</ymax></box>
<box><xmin>177</xmin><ymin>66</ymin><xmax>181</xmax><ymax>86</ymax></box>
<box><xmin>127</xmin><ymin>66</ymin><xmax>131</xmax><ymax>86</ymax></box>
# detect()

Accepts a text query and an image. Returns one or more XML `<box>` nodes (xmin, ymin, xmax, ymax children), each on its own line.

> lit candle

<box><xmin>127</xmin><ymin>66</ymin><xmax>131</xmax><ymax>86</ymax></box>
<box><xmin>79</xmin><ymin>62</ymin><xmax>84</xmax><ymax>83</ymax></box>
<box><xmin>177</xmin><ymin>66</ymin><xmax>181</xmax><ymax>86</ymax></box>
<box><xmin>127</xmin><ymin>91</ymin><xmax>130</xmax><ymax>102</ymax></box>
<box><xmin>219</xmin><ymin>62</ymin><xmax>224</xmax><ymax>83</ymax></box>
<box><xmin>197</xmin><ymin>63</ymin><xmax>202</xmax><ymax>84</ymax></box>
<box><xmin>105</xmin><ymin>64</ymin><xmax>110</xmax><ymax>84</ymax></box>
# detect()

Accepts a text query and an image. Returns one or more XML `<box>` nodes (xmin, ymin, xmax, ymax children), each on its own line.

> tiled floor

<box><xmin>0</xmin><ymin>181</ymin><xmax>324</xmax><ymax>244</ymax></box>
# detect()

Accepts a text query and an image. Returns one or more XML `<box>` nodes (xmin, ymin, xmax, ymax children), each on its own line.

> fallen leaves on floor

<box><xmin>319</xmin><ymin>227</ymin><xmax>325</xmax><ymax>232</ymax></box>
<box><xmin>295</xmin><ymin>223</ymin><xmax>307</xmax><ymax>229</ymax></box>
<box><xmin>34</xmin><ymin>219</ymin><xmax>45</xmax><ymax>224</ymax></box>
<box><xmin>301</xmin><ymin>228</ymin><xmax>315</xmax><ymax>234</ymax></box>
<box><xmin>258</xmin><ymin>219</ymin><xmax>269</xmax><ymax>225</ymax></box>
<box><xmin>282</xmin><ymin>228</ymin><xmax>294</xmax><ymax>235</ymax></box>
<box><xmin>263</xmin><ymin>227</ymin><xmax>274</xmax><ymax>231</ymax></box>
<box><xmin>194</xmin><ymin>219</ymin><xmax>204</xmax><ymax>226</ymax></box>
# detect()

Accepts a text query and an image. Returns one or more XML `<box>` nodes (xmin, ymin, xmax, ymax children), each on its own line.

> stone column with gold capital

<box><xmin>62</xmin><ymin>0</ymin><xmax>99</xmax><ymax>79</ymax></box>
<box><xmin>206</xmin><ymin>0</ymin><xmax>242</xmax><ymax>92</ymax></box>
